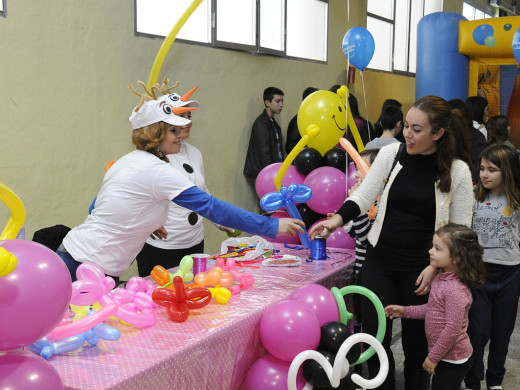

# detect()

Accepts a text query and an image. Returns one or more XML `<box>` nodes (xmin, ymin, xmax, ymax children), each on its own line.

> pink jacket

<box><xmin>403</xmin><ymin>271</ymin><xmax>473</xmax><ymax>363</ymax></box>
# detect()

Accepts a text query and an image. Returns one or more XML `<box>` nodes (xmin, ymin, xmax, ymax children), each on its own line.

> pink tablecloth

<box><xmin>49</xmin><ymin>244</ymin><xmax>354</xmax><ymax>390</ymax></box>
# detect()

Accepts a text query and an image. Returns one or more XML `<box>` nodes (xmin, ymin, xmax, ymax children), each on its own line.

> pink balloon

<box><xmin>289</xmin><ymin>284</ymin><xmax>339</xmax><ymax>326</ymax></box>
<box><xmin>0</xmin><ymin>240</ymin><xmax>72</xmax><ymax>350</ymax></box>
<box><xmin>262</xmin><ymin>211</ymin><xmax>300</xmax><ymax>245</ymax></box>
<box><xmin>327</xmin><ymin>226</ymin><xmax>355</xmax><ymax>250</ymax></box>
<box><xmin>0</xmin><ymin>349</ymin><xmax>64</xmax><ymax>389</ymax></box>
<box><xmin>260</xmin><ymin>300</ymin><xmax>320</xmax><ymax>362</ymax></box>
<box><xmin>309</xmin><ymin>219</ymin><xmax>355</xmax><ymax>250</ymax></box>
<box><xmin>347</xmin><ymin>161</ymin><xmax>357</xmax><ymax>193</ymax></box>
<box><xmin>304</xmin><ymin>166</ymin><xmax>346</xmax><ymax>214</ymax></box>
<box><xmin>255</xmin><ymin>163</ymin><xmax>306</xmax><ymax>199</ymax></box>
<box><xmin>244</xmin><ymin>354</ymin><xmax>306</xmax><ymax>390</ymax></box>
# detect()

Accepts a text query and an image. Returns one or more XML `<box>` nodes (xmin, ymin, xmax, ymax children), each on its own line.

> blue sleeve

<box><xmin>173</xmin><ymin>187</ymin><xmax>279</xmax><ymax>238</ymax></box>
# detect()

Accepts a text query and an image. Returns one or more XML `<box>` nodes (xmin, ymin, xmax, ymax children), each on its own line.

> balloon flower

<box><xmin>214</xmin><ymin>257</ymin><xmax>255</xmax><ymax>295</ymax></box>
<box><xmin>27</xmin><ymin>310</ymin><xmax>121</xmax><ymax>359</ymax></box>
<box><xmin>260</xmin><ymin>183</ymin><xmax>312</xmax><ymax>249</ymax></box>
<box><xmin>150</xmin><ymin>256</ymin><xmax>194</xmax><ymax>287</ymax></box>
<box><xmin>152</xmin><ymin>276</ymin><xmax>212</xmax><ymax>322</ymax></box>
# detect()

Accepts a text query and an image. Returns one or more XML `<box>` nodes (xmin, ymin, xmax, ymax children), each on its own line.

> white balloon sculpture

<box><xmin>287</xmin><ymin>332</ymin><xmax>388</xmax><ymax>390</ymax></box>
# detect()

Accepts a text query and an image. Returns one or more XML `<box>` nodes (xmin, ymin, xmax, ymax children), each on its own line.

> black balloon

<box><xmin>297</xmin><ymin>203</ymin><xmax>325</xmax><ymax>229</ymax></box>
<box><xmin>319</xmin><ymin>321</ymin><xmax>361</xmax><ymax>363</ymax></box>
<box><xmin>302</xmin><ymin>349</ymin><xmax>335</xmax><ymax>389</ymax></box>
<box><xmin>294</xmin><ymin>147</ymin><xmax>323</xmax><ymax>175</ymax></box>
<box><xmin>323</xmin><ymin>147</ymin><xmax>347</xmax><ymax>171</ymax></box>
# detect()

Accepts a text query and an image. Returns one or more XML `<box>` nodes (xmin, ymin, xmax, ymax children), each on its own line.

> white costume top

<box><xmin>146</xmin><ymin>142</ymin><xmax>207</xmax><ymax>249</ymax></box>
<box><xmin>63</xmin><ymin>150</ymin><xmax>194</xmax><ymax>276</ymax></box>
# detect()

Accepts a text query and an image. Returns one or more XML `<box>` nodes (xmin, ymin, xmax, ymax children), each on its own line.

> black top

<box><xmin>243</xmin><ymin>109</ymin><xmax>284</xmax><ymax>179</ymax></box>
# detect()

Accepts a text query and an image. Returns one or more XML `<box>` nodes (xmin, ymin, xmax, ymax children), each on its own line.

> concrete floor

<box><xmin>389</xmin><ymin>312</ymin><xmax>520</xmax><ymax>390</ymax></box>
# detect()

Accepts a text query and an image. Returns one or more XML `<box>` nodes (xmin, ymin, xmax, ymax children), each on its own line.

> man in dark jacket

<box><xmin>243</xmin><ymin>87</ymin><xmax>285</xmax><ymax>184</ymax></box>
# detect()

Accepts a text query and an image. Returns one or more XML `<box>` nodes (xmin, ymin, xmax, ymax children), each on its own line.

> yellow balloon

<box><xmin>0</xmin><ymin>247</ymin><xmax>17</xmax><ymax>277</ymax></box>
<box><xmin>0</xmin><ymin>181</ymin><xmax>26</xmax><ymax>241</ymax></box>
<box><xmin>297</xmin><ymin>90</ymin><xmax>347</xmax><ymax>155</ymax></box>
<box><xmin>147</xmin><ymin>0</ymin><xmax>204</xmax><ymax>87</ymax></box>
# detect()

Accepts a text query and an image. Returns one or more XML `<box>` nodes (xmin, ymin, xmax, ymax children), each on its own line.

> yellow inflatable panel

<box><xmin>459</xmin><ymin>16</ymin><xmax>520</xmax><ymax>58</ymax></box>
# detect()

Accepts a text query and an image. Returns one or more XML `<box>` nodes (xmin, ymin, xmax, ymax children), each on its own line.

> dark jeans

<box><xmin>432</xmin><ymin>355</ymin><xmax>473</xmax><ymax>390</ymax></box>
<box><xmin>360</xmin><ymin>245</ymin><xmax>430</xmax><ymax>390</ymax></box>
<box><xmin>136</xmin><ymin>240</ymin><xmax>204</xmax><ymax>277</ymax></box>
<box><xmin>56</xmin><ymin>244</ymin><xmax>120</xmax><ymax>285</ymax></box>
<box><xmin>465</xmin><ymin>263</ymin><xmax>520</xmax><ymax>390</ymax></box>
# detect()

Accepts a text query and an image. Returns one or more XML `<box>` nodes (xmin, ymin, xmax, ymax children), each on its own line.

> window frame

<box><xmin>366</xmin><ymin>0</ymin><xmax>443</xmax><ymax>76</ymax></box>
<box><xmin>0</xmin><ymin>0</ymin><xmax>6</xmax><ymax>17</ymax></box>
<box><xmin>134</xmin><ymin>0</ymin><xmax>328</xmax><ymax>63</ymax></box>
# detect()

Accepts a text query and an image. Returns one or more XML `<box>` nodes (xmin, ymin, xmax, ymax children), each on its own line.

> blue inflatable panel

<box><xmin>416</xmin><ymin>12</ymin><xmax>469</xmax><ymax>101</ymax></box>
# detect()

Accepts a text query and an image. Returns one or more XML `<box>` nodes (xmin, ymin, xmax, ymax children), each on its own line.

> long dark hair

<box><xmin>413</xmin><ymin>95</ymin><xmax>470</xmax><ymax>193</ymax></box>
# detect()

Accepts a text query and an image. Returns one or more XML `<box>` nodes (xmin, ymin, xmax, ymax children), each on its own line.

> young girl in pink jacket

<box><xmin>385</xmin><ymin>223</ymin><xmax>486</xmax><ymax>390</ymax></box>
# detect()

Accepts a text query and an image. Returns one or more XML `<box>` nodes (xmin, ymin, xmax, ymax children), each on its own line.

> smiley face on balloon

<box><xmin>297</xmin><ymin>90</ymin><xmax>347</xmax><ymax>156</ymax></box>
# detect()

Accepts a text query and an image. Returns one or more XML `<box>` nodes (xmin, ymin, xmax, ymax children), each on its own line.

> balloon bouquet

<box><xmin>0</xmin><ymin>182</ymin><xmax>70</xmax><ymax>389</ymax></box>
<box><xmin>258</xmin><ymin>26</ymin><xmax>376</xmax><ymax>253</ymax></box>
<box><xmin>244</xmin><ymin>283</ymin><xmax>387</xmax><ymax>390</ymax></box>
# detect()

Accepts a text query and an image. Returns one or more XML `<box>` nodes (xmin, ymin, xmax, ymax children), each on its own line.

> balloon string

<box><xmin>360</xmin><ymin>70</ymin><xmax>371</xmax><ymax>142</ymax></box>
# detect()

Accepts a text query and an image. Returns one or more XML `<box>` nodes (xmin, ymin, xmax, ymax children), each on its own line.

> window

<box><xmin>366</xmin><ymin>0</ymin><xmax>443</xmax><ymax>74</ymax></box>
<box><xmin>462</xmin><ymin>2</ymin><xmax>493</xmax><ymax>20</ymax></box>
<box><xmin>135</xmin><ymin>0</ymin><xmax>328</xmax><ymax>62</ymax></box>
<box><xmin>0</xmin><ymin>0</ymin><xmax>6</xmax><ymax>16</ymax></box>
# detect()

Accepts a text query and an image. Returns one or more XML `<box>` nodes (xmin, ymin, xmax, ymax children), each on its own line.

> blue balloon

<box><xmin>472</xmin><ymin>24</ymin><xmax>494</xmax><ymax>45</ymax></box>
<box><xmin>342</xmin><ymin>27</ymin><xmax>375</xmax><ymax>71</ymax></box>
<box><xmin>513</xmin><ymin>27</ymin><xmax>520</xmax><ymax>65</ymax></box>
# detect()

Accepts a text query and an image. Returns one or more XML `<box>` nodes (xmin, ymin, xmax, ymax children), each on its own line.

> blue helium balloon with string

<box><xmin>260</xmin><ymin>184</ymin><xmax>312</xmax><ymax>249</ymax></box>
<box><xmin>342</xmin><ymin>27</ymin><xmax>375</xmax><ymax>70</ymax></box>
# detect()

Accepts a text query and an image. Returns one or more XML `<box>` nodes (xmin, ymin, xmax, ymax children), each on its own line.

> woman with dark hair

<box><xmin>466</xmin><ymin>96</ymin><xmax>489</xmax><ymax>141</ymax></box>
<box><xmin>485</xmin><ymin>114</ymin><xmax>514</xmax><ymax>149</ymax></box>
<box><xmin>56</xmin><ymin>79</ymin><xmax>304</xmax><ymax>283</ymax></box>
<box><xmin>310</xmin><ymin>95</ymin><xmax>474</xmax><ymax>390</ymax></box>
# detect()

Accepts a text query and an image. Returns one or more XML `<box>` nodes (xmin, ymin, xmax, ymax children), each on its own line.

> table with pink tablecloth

<box><xmin>49</xmin><ymin>243</ymin><xmax>354</xmax><ymax>390</ymax></box>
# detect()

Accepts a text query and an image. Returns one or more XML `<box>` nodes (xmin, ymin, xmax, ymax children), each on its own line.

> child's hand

<box><xmin>384</xmin><ymin>305</ymin><xmax>404</xmax><ymax>319</ymax></box>
<box><xmin>422</xmin><ymin>357</ymin><xmax>437</xmax><ymax>375</ymax></box>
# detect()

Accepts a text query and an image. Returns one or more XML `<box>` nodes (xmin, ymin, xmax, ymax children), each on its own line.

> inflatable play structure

<box><xmin>416</xmin><ymin>13</ymin><xmax>520</xmax><ymax>146</ymax></box>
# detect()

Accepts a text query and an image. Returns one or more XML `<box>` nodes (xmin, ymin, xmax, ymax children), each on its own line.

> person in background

<box><xmin>448</xmin><ymin>99</ymin><xmax>487</xmax><ymax>183</ymax></box>
<box><xmin>373</xmin><ymin>98</ymin><xmax>403</xmax><ymax>140</ymax></box>
<box><xmin>466</xmin><ymin>96</ymin><xmax>489</xmax><ymax>141</ymax></box>
<box><xmin>309</xmin><ymin>95</ymin><xmax>474</xmax><ymax>390</ymax></box>
<box><xmin>365</xmin><ymin>105</ymin><xmax>403</xmax><ymax>149</ymax></box>
<box><xmin>485</xmin><ymin>115</ymin><xmax>515</xmax><ymax>150</ymax></box>
<box><xmin>57</xmin><ymin>79</ymin><xmax>304</xmax><ymax>283</ymax></box>
<box><xmin>386</xmin><ymin>223</ymin><xmax>485</xmax><ymax>390</ymax></box>
<box><xmin>243</xmin><ymin>87</ymin><xmax>285</xmax><ymax>184</ymax></box>
<box><xmin>285</xmin><ymin>86</ymin><xmax>318</xmax><ymax>154</ymax></box>
<box><xmin>465</xmin><ymin>144</ymin><xmax>520</xmax><ymax>390</ymax></box>
<box><xmin>135</xmin><ymin>93</ymin><xmax>235</xmax><ymax>277</ymax></box>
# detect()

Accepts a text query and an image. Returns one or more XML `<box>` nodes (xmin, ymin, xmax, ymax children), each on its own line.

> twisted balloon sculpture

<box><xmin>260</xmin><ymin>183</ymin><xmax>312</xmax><ymax>249</ymax></box>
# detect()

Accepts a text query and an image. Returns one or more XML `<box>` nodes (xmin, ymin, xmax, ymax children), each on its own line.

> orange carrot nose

<box><xmin>172</xmin><ymin>106</ymin><xmax>198</xmax><ymax>115</ymax></box>
<box><xmin>181</xmin><ymin>86</ymin><xmax>198</xmax><ymax>102</ymax></box>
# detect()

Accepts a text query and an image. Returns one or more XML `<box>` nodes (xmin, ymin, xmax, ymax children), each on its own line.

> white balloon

<box><xmin>287</xmin><ymin>332</ymin><xmax>389</xmax><ymax>390</ymax></box>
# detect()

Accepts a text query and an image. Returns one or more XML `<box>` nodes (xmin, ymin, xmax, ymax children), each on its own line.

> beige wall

<box><xmin>0</xmin><ymin>1</ymin><xmax>428</xmax><ymax>277</ymax></box>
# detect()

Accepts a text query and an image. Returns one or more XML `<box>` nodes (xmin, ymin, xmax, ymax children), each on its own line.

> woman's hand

<box><xmin>422</xmin><ymin>357</ymin><xmax>437</xmax><ymax>375</ymax></box>
<box><xmin>384</xmin><ymin>304</ymin><xmax>404</xmax><ymax>320</ymax></box>
<box><xmin>150</xmin><ymin>227</ymin><xmax>168</xmax><ymax>240</ymax></box>
<box><xmin>278</xmin><ymin>218</ymin><xmax>305</xmax><ymax>236</ymax></box>
<box><xmin>414</xmin><ymin>265</ymin><xmax>438</xmax><ymax>295</ymax></box>
<box><xmin>308</xmin><ymin>214</ymin><xmax>343</xmax><ymax>239</ymax></box>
